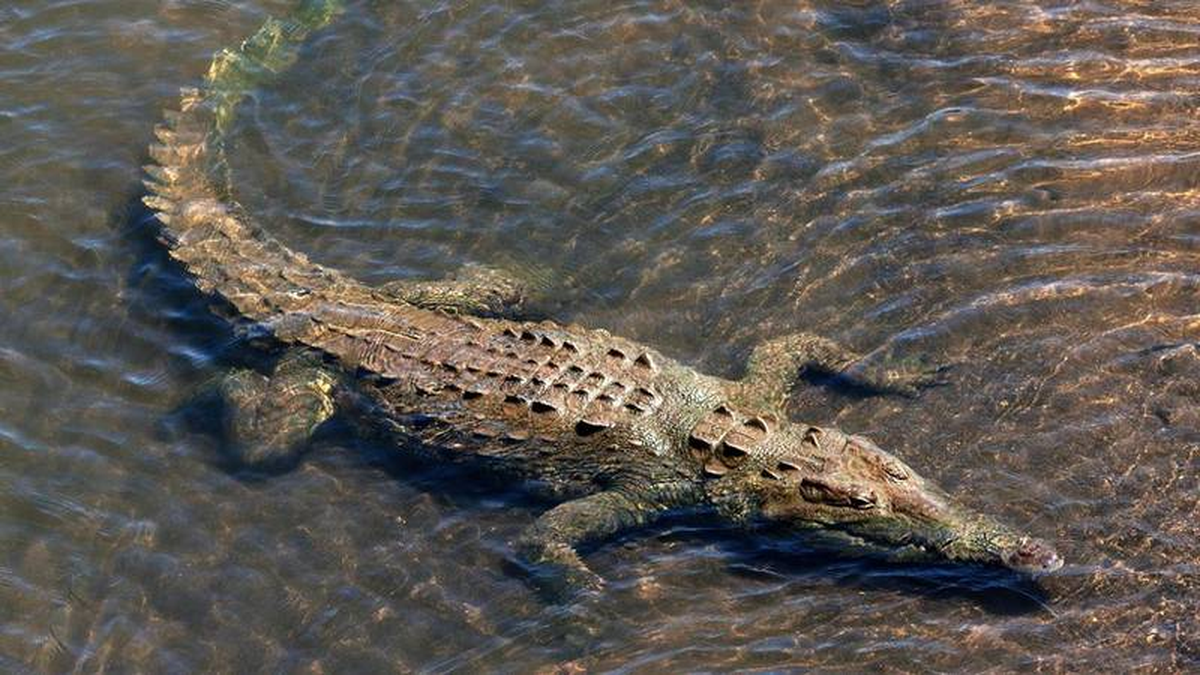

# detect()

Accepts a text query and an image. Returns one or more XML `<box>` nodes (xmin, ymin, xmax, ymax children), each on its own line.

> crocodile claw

<box><xmin>892</xmin><ymin>361</ymin><xmax>955</xmax><ymax>398</ymax></box>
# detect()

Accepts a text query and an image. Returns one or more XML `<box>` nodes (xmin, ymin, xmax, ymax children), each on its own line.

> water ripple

<box><xmin>3</xmin><ymin>0</ymin><xmax>1200</xmax><ymax>670</ymax></box>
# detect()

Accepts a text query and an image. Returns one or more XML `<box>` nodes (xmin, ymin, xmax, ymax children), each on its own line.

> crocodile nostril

<box><xmin>1001</xmin><ymin>538</ymin><xmax>1064</xmax><ymax>573</ymax></box>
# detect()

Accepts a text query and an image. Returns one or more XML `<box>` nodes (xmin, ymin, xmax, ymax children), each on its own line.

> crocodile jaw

<box><xmin>833</xmin><ymin>494</ymin><xmax>1064</xmax><ymax>574</ymax></box>
<box><xmin>749</xmin><ymin>429</ymin><xmax>1064</xmax><ymax>575</ymax></box>
<box><xmin>931</xmin><ymin>509</ymin><xmax>1064</xmax><ymax>574</ymax></box>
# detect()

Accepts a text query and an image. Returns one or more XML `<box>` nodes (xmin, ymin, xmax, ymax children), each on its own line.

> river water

<box><xmin>3</xmin><ymin>0</ymin><xmax>1199</xmax><ymax>671</ymax></box>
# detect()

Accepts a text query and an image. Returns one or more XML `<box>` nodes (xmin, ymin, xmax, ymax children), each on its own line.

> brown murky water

<box><xmin>3</xmin><ymin>0</ymin><xmax>1200</xmax><ymax>671</ymax></box>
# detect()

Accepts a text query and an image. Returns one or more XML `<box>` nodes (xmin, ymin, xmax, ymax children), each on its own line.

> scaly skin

<box><xmin>142</xmin><ymin>0</ymin><xmax>1063</xmax><ymax>592</ymax></box>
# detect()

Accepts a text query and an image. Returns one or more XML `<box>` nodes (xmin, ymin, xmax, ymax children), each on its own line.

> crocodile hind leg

<box><xmin>515</xmin><ymin>488</ymin><xmax>671</xmax><ymax>596</ymax></box>
<box><xmin>733</xmin><ymin>332</ymin><xmax>949</xmax><ymax>410</ymax></box>
<box><xmin>375</xmin><ymin>263</ymin><xmax>547</xmax><ymax>318</ymax></box>
<box><xmin>218</xmin><ymin>351</ymin><xmax>340</xmax><ymax>469</ymax></box>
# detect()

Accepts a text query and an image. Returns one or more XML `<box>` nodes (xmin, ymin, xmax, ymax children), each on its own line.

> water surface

<box><xmin>3</xmin><ymin>0</ymin><xmax>1200</xmax><ymax>671</ymax></box>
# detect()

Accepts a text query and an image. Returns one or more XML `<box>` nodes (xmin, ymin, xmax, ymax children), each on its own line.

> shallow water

<box><xmin>3</xmin><ymin>0</ymin><xmax>1200</xmax><ymax>671</ymax></box>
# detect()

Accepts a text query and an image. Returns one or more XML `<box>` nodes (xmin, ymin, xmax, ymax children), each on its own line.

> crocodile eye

<box><xmin>799</xmin><ymin>478</ymin><xmax>829</xmax><ymax>504</ymax></box>
<box><xmin>800</xmin><ymin>478</ymin><xmax>877</xmax><ymax>510</ymax></box>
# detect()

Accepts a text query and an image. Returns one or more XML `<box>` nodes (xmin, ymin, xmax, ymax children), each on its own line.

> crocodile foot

<box><xmin>218</xmin><ymin>351</ymin><xmax>339</xmax><ymax>470</ymax></box>
<box><xmin>838</xmin><ymin>357</ymin><xmax>954</xmax><ymax>398</ymax></box>
<box><xmin>735</xmin><ymin>331</ymin><xmax>954</xmax><ymax>410</ymax></box>
<box><xmin>514</xmin><ymin>539</ymin><xmax>605</xmax><ymax>600</ymax></box>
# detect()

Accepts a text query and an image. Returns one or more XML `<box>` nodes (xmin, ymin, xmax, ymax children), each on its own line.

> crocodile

<box><xmin>141</xmin><ymin>0</ymin><xmax>1062</xmax><ymax>592</ymax></box>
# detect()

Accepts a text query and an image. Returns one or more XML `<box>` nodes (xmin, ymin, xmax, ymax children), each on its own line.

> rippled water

<box><xmin>4</xmin><ymin>0</ymin><xmax>1200</xmax><ymax>671</ymax></box>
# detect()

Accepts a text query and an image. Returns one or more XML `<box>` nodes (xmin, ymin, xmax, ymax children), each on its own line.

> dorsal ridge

<box><xmin>142</xmin><ymin>1</ymin><xmax>349</xmax><ymax>324</ymax></box>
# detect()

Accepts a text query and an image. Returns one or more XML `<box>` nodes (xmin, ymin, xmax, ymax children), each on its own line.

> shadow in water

<box><xmin>619</xmin><ymin>516</ymin><xmax>1056</xmax><ymax>616</ymax></box>
<box><xmin>725</xmin><ymin>525</ymin><xmax>1053</xmax><ymax>615</ymax></box>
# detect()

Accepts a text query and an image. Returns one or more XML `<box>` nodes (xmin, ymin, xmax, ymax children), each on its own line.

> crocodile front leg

<box><xmin>375</xmin><ymin>263</ymin><xmax>545</xmax><ymax>318</ymax></box>
<box><xmin>515</xmin><ymin>487</ymin><xmax>676</xmax><ymax>595</ymax></box>
<box><xmin>733</xmin><ymin>332</ymin><xmax>948</xmax><ymax>410</ymax></box>
<box><xmin>218</xmin><ymin>351</ymin><xmax>340</xmax><ymax>469</ymax></box>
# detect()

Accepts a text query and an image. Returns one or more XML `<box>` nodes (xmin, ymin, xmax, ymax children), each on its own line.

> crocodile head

<box><xmin>706</xmin><ymin>425</ymin><xmax>1063</xmax><ymax>574</ymax></box>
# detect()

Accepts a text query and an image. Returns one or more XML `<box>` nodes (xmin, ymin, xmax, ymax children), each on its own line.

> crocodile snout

<box><xmin>1000</xmin><ymin>537</ymin><xmax>1063</xmax><ymax>574</ymax></box>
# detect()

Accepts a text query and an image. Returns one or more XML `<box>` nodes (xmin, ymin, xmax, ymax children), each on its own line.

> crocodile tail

<box><xmin>142</xmin><ymin>0</ymin><xmax>346</xmax><ymax>323</ymax></box>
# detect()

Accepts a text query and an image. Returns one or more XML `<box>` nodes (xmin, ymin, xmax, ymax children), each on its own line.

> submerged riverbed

<box><xmin>3</xmin><ymin>0</ymin><xmax>1200</xmax><ymax>671</ymax></box>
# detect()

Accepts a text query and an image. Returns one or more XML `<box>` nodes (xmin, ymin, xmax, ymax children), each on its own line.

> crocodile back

<box><xmin>318</xmin><ymin>303</ymin><xmax>703</xmax><ymax>461</ymax></box>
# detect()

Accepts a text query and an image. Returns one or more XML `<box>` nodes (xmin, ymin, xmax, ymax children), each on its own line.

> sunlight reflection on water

<box><xmin>2</xmin><ymin>0</ymin><xmax>1200</xmax><ymax>670</ymax></box>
